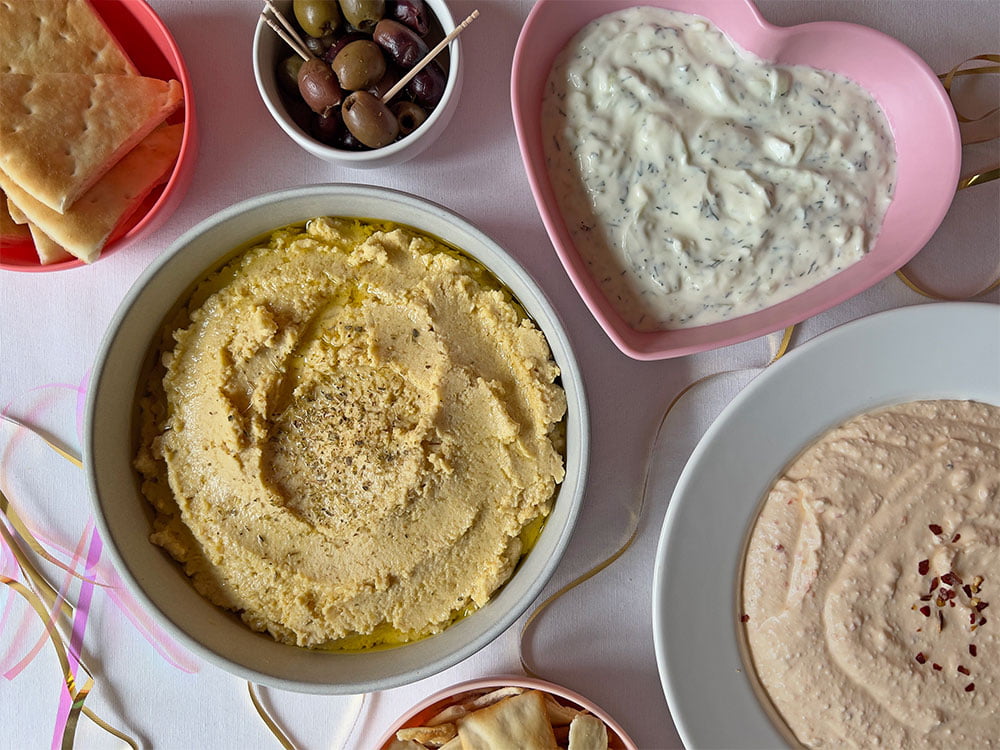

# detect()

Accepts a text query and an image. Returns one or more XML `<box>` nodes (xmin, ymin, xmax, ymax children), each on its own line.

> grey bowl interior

<box><xmin>85</xmin><ymin>184</ymin><xmax>589</xmax><ymax>694</ymax></box>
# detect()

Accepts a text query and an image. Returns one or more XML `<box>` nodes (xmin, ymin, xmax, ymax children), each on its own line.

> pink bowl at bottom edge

<box><xmin>374</xmin><ymin>675</ymin><xmax>639</xmax><ymax>750</ymax></box>
<box><xmin>511</xmin><ymin>0</ymin><xmax>961</xmax><ymax>359</ymax></box>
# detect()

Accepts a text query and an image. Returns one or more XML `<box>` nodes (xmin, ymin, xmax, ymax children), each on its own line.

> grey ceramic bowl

<box><xmin>85</xmin><ymin>184</ymin><xmax>588</xmax><ymax>694</ymax></box>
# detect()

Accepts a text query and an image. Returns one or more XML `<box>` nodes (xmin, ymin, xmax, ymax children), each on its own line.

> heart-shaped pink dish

<box><xmin>512</xmin><ymin>0</ymin><xmax>960</xmax><ymax>359</ymax></box>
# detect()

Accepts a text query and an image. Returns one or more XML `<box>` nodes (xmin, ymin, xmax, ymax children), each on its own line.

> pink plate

<box><xmin>512</xmin><ymin>0</ymin><xmax>960</xmax><ymax>359</ymax></box>
<box><xmin>0</xmin><ymin>0</ymin><xmax>197</xmax><ymax>273</ymax></box>
<box><xmin>374</xmin><ymin>675</ymin><xmax>639</xmax><ymax>749</ymax></box>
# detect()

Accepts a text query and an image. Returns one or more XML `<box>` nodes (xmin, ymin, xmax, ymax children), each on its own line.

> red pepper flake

<box><xmin>971</xmin><ymin>612</ymin><xmax>979</xmax><ymax>624</ymax></box>
<box><xmin>918</xmin><ymin>559</ymin><xmax>930</xmax><ymax>576</ymax></box>
<box><xmin>970</xmin><ymin>644</ymin><xmax>978</xmax><ymax>657</ymax></box>
<box><xmin>963</xmin><ymin>584</ymin><xmax>973</xmax><ymax>598</ymax></box>
<box><xmin>929</xmin><ymin>577</ymin><xmax>940</xmax><ymax>593</ymax></box>
<box><xmin>932</xmin><ymin>663</ymin><xmax>943</xmax><ymax>671</ymax></box>
<box><xmin>929</xmin><ymin>524</ymin><xmax>943</xmax><ymax>535</ymax></box>
<box><xmin>979</xmin><ymin>617</ymin><xmax>987</xmax><ymax>626</ymax></box>
<box><xmin>920</xmin><ymin>606</ymin><xmax>931</xmax><ymax>617</ymax></box>
<box><xmin>920</xmin><ymin>594</ymin><xmax>932</xmax><ymax>602</ymax></box>
<box><xmin>942</xmin><ymin>572</ymin><xmax>963</xmax><ymax>587</ymax></box>
<box><xmin>740</xmin><ymin>614</ymin><xmax>750</xmax><ymax>623</ymax></box>
<box><xmin>976</xmin><ymin>602</ymin><xmax>989</xmax><ymax>612</ymax></box>
<box><xmin>952</xmin><ymin>533</ymin><xmax>961</xmax><ymax>543</ymax></box>
<box><xmin>965</xmin><ymin>682</ymin><xmax>975</xmax><ymax>692</ymax></box>
<box><xmin>958</xmin><ymin>665</ymin><xmax>971</xmax><ymax>675</ymax></box>
<box><xmin>775</xmin><ymin>544</ymin><xmax>784</xmax><ymax>552</ymax></box>
<box><xmin>915</xmin><ymin>652</ymin><xmax>927</xmax><ymax>664</ymax></box>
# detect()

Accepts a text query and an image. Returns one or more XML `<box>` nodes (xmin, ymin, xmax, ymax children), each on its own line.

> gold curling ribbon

<box><xmin>248</xmin><ymin>683</ymin><xmax>298</xmax><ymax>750</ymax></box>
<box><xmin>939</xmin><ymin>54</ymin><xmax>1000</xmax><ymax>128</ymax></box>
<box><xmin>0</xmin><ymin>576</ymin><xmax>137</xmax><ymax>750</ymax></box>
<box><xmin>1</xmin><ymin>420</ymin><xmax>138</xmax><ymax>748</ymax></box>
<box><xmin>248</xmin><ymin>683</ymin><xmax>369</xmax><ymax>750</ymax></box>
<box><xmin>894</xmin><ymin>56</ymin><xmax>1000</xmax><ymax>299</ymax></box>
<box><xmin>519</xmin><ymin>326</ymin><xmax>795</xmax><ymax>677</ymax></box>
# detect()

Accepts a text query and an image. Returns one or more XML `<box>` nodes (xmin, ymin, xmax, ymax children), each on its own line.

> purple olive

<box><xmin>322</xmin><ymin>30</ymin><xmax>369</xmax><ymax>64</ymax></box>
<box><xmin>373</xmin><ymin>18</ymin><xmax>428</xmax><ymax>69</ymax></box>
<box><xmin>405</xmin><ymin>60</ymin><xmax>445</xmax><ymax>108</ymax></box>
<box><xmin>311</xmin><ymin>111</ymin><xmax>343</xmax><ymax>145</ymax></box>
<box><xmin>281</xmin><ymin>91</ymin><xmax>315</xmax><ymax>131</ymax></box>
<box><xmin>342</xmin><ymin>90</ymin><xmax>399</xmax><ymax>147</ymax></box>
<box><xmin>366</xmin><ymin>64</ymin><xmax>401</xmax><ymax>99</ymax></box>
<box><xmin>304</xmin><ymin>32</ymin><xmax>336</xmax><ymax>57</ymax></box>
<box><xmin>335</xmin><ymin>126</ymin><xmax>366</xmax><ymax>150</ymax></box>
<box><xmin>297</xmin><ymin>58</ymin><xmax>343</xmax><ymax>116</ymax></box>
<box><xmin>389</xmin><ymin>0</ymin><xmax>429</xmax><ymax>35</ymax></box>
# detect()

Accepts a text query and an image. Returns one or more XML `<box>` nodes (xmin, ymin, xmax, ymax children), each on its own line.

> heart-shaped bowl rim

<box><xmin>512</xmin><ymin>0</ymin><xmax>960</xmax><ymax>360</ymax></box>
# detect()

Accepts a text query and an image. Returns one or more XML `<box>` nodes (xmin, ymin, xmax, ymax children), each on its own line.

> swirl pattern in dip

<box><xmin>742</xmin><ymin>400</ymin><xmax>999</xmax><ymax>746</ymax></box>
<box><xmin>542</xmin><ymin>7</ymin><xmax>896</xmax><ymax>330</ymax></box>
<box><xmin>135</xmin><ymin>218</ymin><xmax>566</xmax><ymax>648</ymax></box>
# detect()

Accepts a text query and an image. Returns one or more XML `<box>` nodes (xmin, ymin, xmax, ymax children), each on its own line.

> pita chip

<box><xmin>0</xmin><ymin>72</ymin><xmax>182</xmax><ymax>213</ymax></box>
<box><xmin>0</xmin><ymin>0</ymin><xmax>136</xmax><ymax>75</ymax></box>
<box><xmin>567</xmin><ymin>714</ymin><xmax>609</xmax><ymax>750</ymax></box>
<box><xmin>457</xmin><ymin>690</ymin><xmax>559</xmax><ymax>750</ymax></box>
<box><xmin>6</xmin><ymin>198</ymin><xmax>74</xmax><ymax>264</ymax></box>
<box><xmin>1</xmin><ymin>188</ymin><xmax>31</xmax><ymax>244</ymax></box>
<box><xmin>0</xmin><ymin>124</ymin><xmax>183</xmax><ymax>263</ymax></box>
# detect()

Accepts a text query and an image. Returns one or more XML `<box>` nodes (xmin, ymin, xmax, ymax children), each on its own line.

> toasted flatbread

<box><xmin>5</xmin><ymin>196</ymin><xmax>73</xmax><ymax>264</ymax></box>
<box><xmin>1</xmin><ymin>189</ymin><xmax>32</xmax><ymax>243</ymax></box>
<box><xmin>0</xmin><ymin>72</ymin><xmax>182</xmax><ymax>213</ymax></box>
<box><xmin>0</xmin><ymin>0</ymin><xmax>136</xmax><ymax>75</ymax></box>
<box><xmin>567</xmin><ymin>714</ymin><xmax>609</xmax><ymax>750</ymax></box>
<box><xmin>0</xmin><ymin>124</ymin><xmax>183</xmax><ymax>263</ymax></box>
<box><xmin>457</xmin><ymin>690</ymin><xmax>559</xmax><ymax>750</ymax></box>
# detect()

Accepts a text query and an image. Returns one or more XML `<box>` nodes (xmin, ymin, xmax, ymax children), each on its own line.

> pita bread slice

<box><xmin>1</xmin><ymin>189</ymin><xmax>31</xmax><ymax>244</ymax></box>
<box><xmin>0</xmin><ymin>124</ymin><xmax>183</xmax><ymax>263</ymax></box>
<box><xmin>0</xmin><ymin>72</ymin><xmax>182</xmax><ymax>213</ymax></box>
<box><xmin>567</xmin><ymin>714</ymin><xmax>609</xmax><ymax>750</ymax></box>
<box><xmin>457</xmin><ymin>691</ymin><xmax>559</xmax><ymax>750</ymax></box>
<box><xmin>7</xmin><ymin>198</ymin><xmax>74</xmax><ymax>265</ymax></box>
<box><xmin>0</xmin><ymin>0</ymin><xmax>136</xmax><ymax>75</ymax></box>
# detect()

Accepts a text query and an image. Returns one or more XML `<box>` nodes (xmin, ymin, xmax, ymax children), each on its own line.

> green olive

<box><xmin>342</xmin><ymin>90</ymin><xmax>398</xmax><ymax>148</ymax></box>
<box><xmin>332</xmin><ymin>40</ymin><xmax>386</xmax><ymax>91</ymax></box>
<box><xmin>293</xmin><ymin>0</ymin><xmax>341</xmax><ymax>37</ymax></box>
<box><xmin>391</xmin><ymin>100</ymin><xmax>426</xmax><ymax>136</ymax></box>
<box><xmin>276</xmin><ymin>54</ymin><xmax>304</xmax><ymax>95</ymax></box>
<box><xmin>338</xmin><ymin>0</ymin><xmax>385</xmax><ymax>33</ymax></box>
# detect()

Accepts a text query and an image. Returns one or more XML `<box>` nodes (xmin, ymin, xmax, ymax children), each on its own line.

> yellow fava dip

<box><xmin>135</xmin><ymin>218</ymin><xmax>567</xmax><ymax>648</ymax></box>
<box><xmin>742</xmin><ymin>400</ymin><xmax>1000</xmax><ymax>747</ymax></box>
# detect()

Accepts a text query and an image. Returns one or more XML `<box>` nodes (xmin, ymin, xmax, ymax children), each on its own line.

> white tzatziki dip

<box><xmin>542</xmin><ymin>7</ymin><xmax>897</xmax><ymax>330</ymax></box>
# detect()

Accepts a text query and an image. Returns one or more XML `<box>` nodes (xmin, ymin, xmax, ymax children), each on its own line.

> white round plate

<box><xmin>652</xmin><ymin>302</ymin><xmax>1000</xmax><ymax>748</ymax></box>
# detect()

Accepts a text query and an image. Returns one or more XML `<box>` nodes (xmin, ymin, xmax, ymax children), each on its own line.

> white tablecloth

<box><xmin>2</xmin><ymin>1</ymin><xmax>997</xmax><ymax>748</ymax></box>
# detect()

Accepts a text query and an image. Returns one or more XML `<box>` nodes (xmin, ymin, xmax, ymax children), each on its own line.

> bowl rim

<box><xmin>251</xmin><ymin>0</ymin><xmax>461</xmax><ymax>164</ymax></box>
<box><xmin>0</xmin><ymin>0</ymin><xmax>197</xmax><ymax>273</ymax></box>
<box><xmin>84</xmin><ymin>183</ymin><xmax>590</xmax><ymax>693</ymax></box>
<box><xmin>511</xmin><ymin>0</ymin><xmax>961</xmax><ymax>360</ymax></box>
<box><xmin>373</xmin><ymin>674</ymin><xmax>640</xmax><ymax>749</ymax></box>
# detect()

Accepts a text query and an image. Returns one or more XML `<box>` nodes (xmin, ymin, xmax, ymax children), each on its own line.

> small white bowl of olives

<box><xmin>253</xmin><ymin>0</ymin><xmax>463</xmax><ymax>168</ymax></box>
